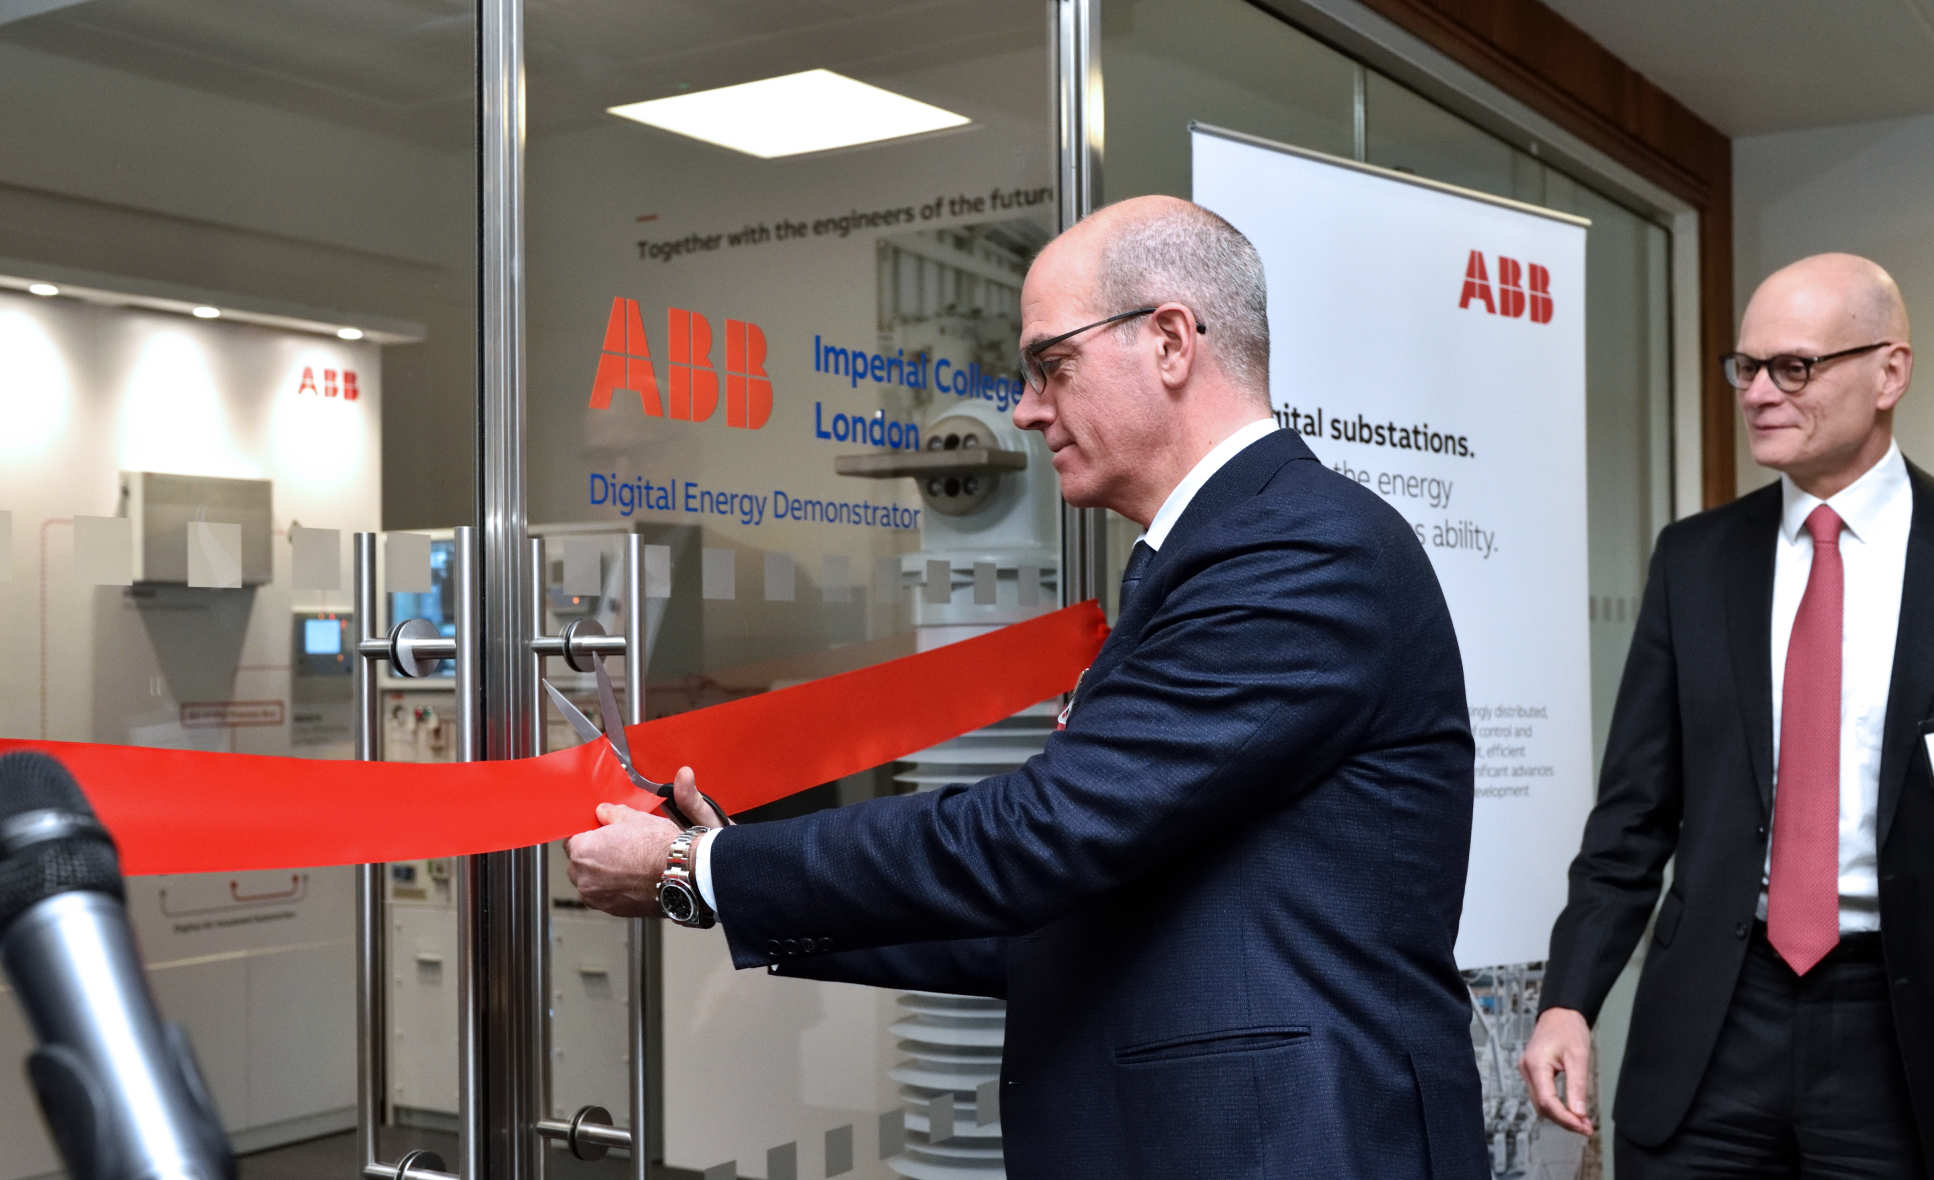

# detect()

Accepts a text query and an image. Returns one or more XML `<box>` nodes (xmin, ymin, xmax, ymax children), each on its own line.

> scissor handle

<box><xmin>657</xmin><ymin>788</ymin><xmax>731</xmax><ymax>829</ymax></box>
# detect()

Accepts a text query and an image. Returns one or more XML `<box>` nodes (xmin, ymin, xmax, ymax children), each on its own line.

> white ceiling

<box><xmin>13</xmin><ymin>0</ymin><xmax>1934</xmax><ymax>145</ymax></box>
<box><xmin>0</xmin><ymin>0</ymin><xmax>1042</xmax><ymax>148</ymax></box>
<box><xmin>1540</xmin><ymin>0</ymin><xmax>1934</xmax><ymax>138</ymax></box>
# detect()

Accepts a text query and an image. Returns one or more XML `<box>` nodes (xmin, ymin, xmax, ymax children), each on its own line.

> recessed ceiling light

<box><xmin>608</xmin><ymin>68</ymin><xmax>970</xmax><ymax>159</ymax></box>
<box><xmin>337</xmin><ymin>327</ymin><xmax>365</xmax><ymax>341</ymax></box>
<box><xmin>191</xmin><ymin>306</ymin><xmax>221</xmax><ymax>319</ymax></box>
<box><xmin>27</xmin><ymin>283</ymin><xmax>59</xmax><ymax>297</ymax></box>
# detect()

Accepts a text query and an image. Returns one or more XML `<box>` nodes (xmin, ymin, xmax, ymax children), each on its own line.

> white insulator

<box><xmin>888</xmin><ymin>700</ymin><xmax>1057</xmax><ymax>1179</ymax></box>
<box><xmin>872</xmin><ymin>386</ymin><xmax>1058</xmax><ymax>1178</ymax></box>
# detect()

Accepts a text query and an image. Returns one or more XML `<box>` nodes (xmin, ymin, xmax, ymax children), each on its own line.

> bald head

<box><xmin>1747</xmin><ymin>252</ymin><xmax>1910</xmax><ymax>346</ymax></box>
<box><xmin>1736</xmin><ymin>252</ymin><xmax>1915</xmax><ymax>498</ymax></box>
<box><xmin>1048</xmin><ymin>195</ymin><xmax>1272</xmax><ymax>399</ymax></box>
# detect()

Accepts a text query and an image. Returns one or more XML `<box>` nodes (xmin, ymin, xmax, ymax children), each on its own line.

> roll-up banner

<box><xmin>1193</xmin><ymin>125</ymin><xmax>1591</xmax><ymax>969</ymax></box>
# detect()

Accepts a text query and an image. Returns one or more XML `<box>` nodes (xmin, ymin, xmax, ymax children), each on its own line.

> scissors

<box><xmin>542</xmin><ymin>656</ymin><xmax>730</xmax><ymax>829</ymax></box>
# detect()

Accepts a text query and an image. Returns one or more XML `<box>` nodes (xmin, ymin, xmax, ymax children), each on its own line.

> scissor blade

<box><xmin>590</xmin><ymin>659</ymin><xmax>677</xmax><ymax>795</ymax></box>
<box><xmin>592</xmin><ymin>657</ymin><xmax>636</xmax><ymax>769</ymax></box>
<box><xmin>542</xmin><ymin>679</ymin><xmax>607</xmax><ymax>749</ymax></box>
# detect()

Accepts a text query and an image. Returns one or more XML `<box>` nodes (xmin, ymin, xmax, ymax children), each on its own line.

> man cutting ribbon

<box><xmin>566</xmin><ymin>195</ymin><xmax>1489</xmax><ymax>1179</ymax></box>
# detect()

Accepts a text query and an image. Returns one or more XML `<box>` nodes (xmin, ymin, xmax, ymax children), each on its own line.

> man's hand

<box><xmin>565</xmin><ymin>767</ymin><xmax>715</xmax><ymax>918</ymax></box>
<box><xmin>1519</xmin><ymin>1006</ymin><xmax>1595</xmax><ymax>1135</ymax></box>
<box><xmin>670</xmin><ymin>768</ymin><xmax>728</xmax><ymax>828</ymax></box>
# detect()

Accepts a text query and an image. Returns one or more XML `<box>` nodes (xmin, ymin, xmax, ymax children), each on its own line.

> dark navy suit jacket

<box><xmin>710</xmin><ymin>428</ymin><xmax>1489</xmax><ymax>1178</ymax></box>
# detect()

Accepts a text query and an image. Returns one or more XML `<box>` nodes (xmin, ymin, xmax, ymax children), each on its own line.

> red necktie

<box><xmin>1767</xmin><ymin>503</ymin><xmax>1844</xmax><ymax>975</ymax></box>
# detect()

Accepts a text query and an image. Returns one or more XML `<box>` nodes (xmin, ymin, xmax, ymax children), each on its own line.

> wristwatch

<box><xmin>657</xmin><ymin>826</ymin><xmax>717</xmax><ymax>929</ymax></box>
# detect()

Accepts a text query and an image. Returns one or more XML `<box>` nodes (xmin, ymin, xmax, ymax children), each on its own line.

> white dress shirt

<box><xmin>694</xmin><ymin>416</ymin><xmax>1283</xmax><ymax>915</ymax></box>
<box><xmin>1763</xmin><ymin>441</ymin><xmax>1910</xmax><ymax>932</ymax></box>
<box><xmin>1140</xmin><ymin>416</ymin><xmax>1281</xmax><ymax>552</ymax></box>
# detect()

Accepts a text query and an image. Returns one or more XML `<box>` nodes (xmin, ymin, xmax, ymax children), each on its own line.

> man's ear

<box><xmin>1149</xmin><ymin>303</ymin><xmax>1201</xmax><ymax>391</ymax></box>
<box><xmin>1876</xmin><ymin>342</ymin><xmax>1913</xmax><ymax>413</ymax></box>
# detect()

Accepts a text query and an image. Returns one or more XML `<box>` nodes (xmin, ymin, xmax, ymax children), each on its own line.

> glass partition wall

<box><xmin>0</xmin><ymin>1</ymin><xmax>1684</xmax><ymax>1178</ymax></box>
<box><xmin>0</xmin><ymin>0</ymin><xmax>480</xmax><ymax>1175</ymax></box>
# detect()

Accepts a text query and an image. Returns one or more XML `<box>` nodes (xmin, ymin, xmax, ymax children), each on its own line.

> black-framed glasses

<box><xmin>1720</xmin><ymin>341</ymin><xmax>1890</xmax><ymax>394</ymax></box>
<box><xmin>1019</xmin><ymin>306</ymin><xmax>1207</xmax><ymax>392</ymax></box>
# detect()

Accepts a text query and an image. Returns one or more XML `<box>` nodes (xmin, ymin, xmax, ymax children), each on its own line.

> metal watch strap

<box><xmin>660</xmin><ymin>826</ymin><xmax>716</xmax><ymax>928</ymax></box>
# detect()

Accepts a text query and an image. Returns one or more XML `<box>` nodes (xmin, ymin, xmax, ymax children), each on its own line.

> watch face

<box><xmin>660</xmin><ymin>882</ymin><xmax>696</xmax><ymax>924</ymax></box>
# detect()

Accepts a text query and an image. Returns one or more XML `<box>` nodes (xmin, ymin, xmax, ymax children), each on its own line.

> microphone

<box><xmin>0</xmin><ymin>751</ymin><xmax>235</xmax><ymax>1180</ymax></box>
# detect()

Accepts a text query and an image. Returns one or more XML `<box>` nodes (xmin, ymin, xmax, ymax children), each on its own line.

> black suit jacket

<box><xmin>1541</xmin><ymin>461</ymin><xmax>1934</xmax><ymax>1163</ymax></box>
<box><xmin>709</xmin><ymin>428</ymin><xmax>1489</xmax><ymax>1178</ymax></box>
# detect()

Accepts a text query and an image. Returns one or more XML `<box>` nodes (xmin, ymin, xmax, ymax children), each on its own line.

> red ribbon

<box><xmin>0</xmin><ymin>603</ymin><xmax>1107</xmax><ymax>874</ymax></box>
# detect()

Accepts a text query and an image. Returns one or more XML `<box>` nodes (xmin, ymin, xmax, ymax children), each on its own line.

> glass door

<box><xmin>0</xmin><ymin>0</ymin><xmax>480</xmax><ymax>1173</ymax></box>
<box><xmin>523</xmin><ymin>2</ymin><xmax>1061</xmax><ymax>1175</ymax></box>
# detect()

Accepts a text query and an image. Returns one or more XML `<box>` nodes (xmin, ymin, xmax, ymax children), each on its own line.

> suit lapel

<box><xmin>1725</xmin><ymin>484</ymin><xmax>1780</xmax><ymax>816</ymax></box>
<box><xmin>1877</xmin><ymin>461</ymin><xmax>1934</xmax><ymax>849</ymax></box>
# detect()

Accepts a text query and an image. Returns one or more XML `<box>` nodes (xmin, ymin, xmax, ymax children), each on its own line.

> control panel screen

<box><xmin>304</xmin><ymin>616</ymin><xmax>343</xmax><ymax>656</ymax></box>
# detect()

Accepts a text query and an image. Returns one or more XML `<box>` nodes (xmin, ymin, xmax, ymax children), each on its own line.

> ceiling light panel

<box><xmin>607</xmin><ymin>68</ymin><xmax>969</xmax><ymax>159</ymax></box>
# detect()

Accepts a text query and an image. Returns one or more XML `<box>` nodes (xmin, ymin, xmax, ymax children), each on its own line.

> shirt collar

<box><xmin>1780</xmin><ymin>439</ymin><xmax>1907</xmax><ymax>545</ymax></box>
<box><xmin>1141</xmin><ymin>417</ymin><xmax>1279</xmax><ymax>552</ymax></box>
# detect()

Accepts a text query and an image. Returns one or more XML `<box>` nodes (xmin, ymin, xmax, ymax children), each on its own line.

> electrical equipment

<box><xmin>120</xmin><ymin>471</ymin><xmax>274</xmax><ymax>585</ymax></box>
<box><xmin>293</xmin><ymin>611</ymin><xmax>353</xmax><ymax>686</ymax></box>
<box><xmin>289</xmin><ymin>610</ymin><xmax>354</xmax><ymax>753</ymax></box>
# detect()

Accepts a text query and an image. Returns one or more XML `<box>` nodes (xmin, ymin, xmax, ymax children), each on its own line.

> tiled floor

<box><xmin>238</xmin><ymin>1128</ymin><xmax>703</xmax><ymax>1180</ymax></box>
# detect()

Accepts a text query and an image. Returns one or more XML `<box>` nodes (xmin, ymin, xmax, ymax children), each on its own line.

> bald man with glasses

<box><xmin>1523</xmin><ymin>253</ymin><xmax>1933</xmax><ymax>1177</ymax></box>
<box><xmin>568</xmin><ymin>196</ymin><xmax>1490</xmax><ymax>1178</ymax></box>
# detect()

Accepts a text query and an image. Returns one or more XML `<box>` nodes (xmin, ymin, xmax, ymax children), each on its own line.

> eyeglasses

<box><xmin>1719</xmin><ymin>341</ymin><xmax>1890</xmax><ymax>394</ymax></box>
<box><xmin>1020</xmin><ymin>306</ymin><xmax>1207</xmax><ymax>392</ymax></box>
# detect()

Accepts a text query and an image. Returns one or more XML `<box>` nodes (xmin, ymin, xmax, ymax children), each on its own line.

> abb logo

<box><xmin>1457</xmin><ymin>251</ymin><xmax>1553</xmax><ymax>324</ymax></box>
<box><xmin>589</xmin><ymin>298</ymin><xmax>772</xmax><ymax>429</ymax></box>
<box><xmin>297</xmin><ymin>367</ymin><xmax>360</xmax><ymax>400</ymax></box>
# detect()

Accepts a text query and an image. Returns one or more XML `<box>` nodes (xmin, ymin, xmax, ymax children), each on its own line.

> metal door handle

<box><xmin>354</xmin><ymin>527</ymin><xmax>476</xmax><ymax>1180</ymax></box>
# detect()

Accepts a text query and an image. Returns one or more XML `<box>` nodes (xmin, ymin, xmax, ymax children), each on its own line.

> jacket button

<box><xmin>1734</xmin><ymin>922</ymin><xmax>1749</xmax><ymax>939</ymax></box>
<box><xmin>1755</xmin><ymin>825</ymin><xmax>1766</xmax><ymax>838</ymax></box>
<box><xmin>783</xmin><ymin>939</ymin><xmax>799</xmax><ymax>955</ymax></box>
<box><xmin>766</xmin><ymin>939</ymin><xmax>781</xmax><ymax>955</ymax></box>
